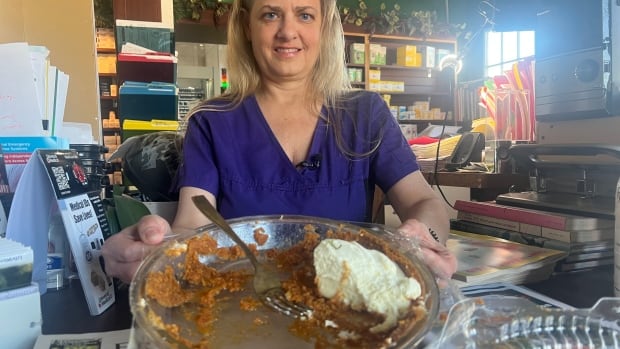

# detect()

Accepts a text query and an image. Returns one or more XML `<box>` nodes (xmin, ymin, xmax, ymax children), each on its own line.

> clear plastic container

<box><xmin>428</xmin><ymin>295</ymin><xmax>620</xmax><ymax>348</ymax></box>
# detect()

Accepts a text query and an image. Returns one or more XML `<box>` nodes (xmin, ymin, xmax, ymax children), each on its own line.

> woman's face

<box><xmin>245</xmin><ymin>0</ymin><xmax>322</xmax><ymax>84</ymax></box>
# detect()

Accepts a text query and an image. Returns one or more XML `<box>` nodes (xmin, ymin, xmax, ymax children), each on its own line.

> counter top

<box><xmin>41</xmin><ymin>265</ymin><xmax>615</xmax><ymax>335</ymax></box>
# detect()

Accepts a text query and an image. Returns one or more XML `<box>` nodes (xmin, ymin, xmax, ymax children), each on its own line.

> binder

<box><xmin>117</xmin><ymin>52</ymin><xmax>177</xmax><ymax>85</ymax></box>
<box><xmin>115</xmin><ymin>21</ymin><xmax>175</xmax><ymax>54</ymax></box>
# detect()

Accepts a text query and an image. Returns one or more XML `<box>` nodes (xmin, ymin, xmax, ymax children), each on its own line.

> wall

<box><xmin>0</xmin><ymin>0</ymin><xmax>100</xmax><ymax>142</ymax></box>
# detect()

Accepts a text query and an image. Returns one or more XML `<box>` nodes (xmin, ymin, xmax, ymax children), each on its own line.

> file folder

<box><xmin>119</xmin><ymin>81</ymin><xmax>178</xmax><ymax>122</ymax></box>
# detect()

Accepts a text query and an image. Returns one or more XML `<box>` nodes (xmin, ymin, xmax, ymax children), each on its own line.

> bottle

<box><xmin>220</xmin><ymin>68</ymin><xmax>228</xmax><ymax>94</ymax></box>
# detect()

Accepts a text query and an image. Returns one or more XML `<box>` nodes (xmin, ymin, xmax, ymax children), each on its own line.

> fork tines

<box><xmin>264</xmin><ymin>289</ymin><xmax>313</xmax><ymax>320</ymax></box>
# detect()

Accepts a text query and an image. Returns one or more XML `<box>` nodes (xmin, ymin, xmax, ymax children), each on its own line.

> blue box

<box><xmin>119</xmin><ymin>82</ymin><xmax>178</xmax><ymax>122</ymax></box>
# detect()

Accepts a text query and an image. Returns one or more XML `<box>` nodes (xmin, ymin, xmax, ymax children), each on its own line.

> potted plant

<box><xmin>174</xmin><ymin>0</ymin><xmax>231</xmax><ymax>27</ymax></box>
<box><xmin>339</xmin><ymin>1</ymin><xmax>469</xmax><ymax>39</ymax></box>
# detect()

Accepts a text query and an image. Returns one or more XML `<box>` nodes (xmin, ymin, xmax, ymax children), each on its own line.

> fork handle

<box><xmin>191</xmin><ymin>195</ymin><xmax>261</xmax><ymax>268</ymax></box>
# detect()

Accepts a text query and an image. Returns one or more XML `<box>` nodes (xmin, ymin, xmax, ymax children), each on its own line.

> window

<box><xmin>485</xmin><ymin>30</ymin><xmax>535</xmax><ymax>78</ymax></box>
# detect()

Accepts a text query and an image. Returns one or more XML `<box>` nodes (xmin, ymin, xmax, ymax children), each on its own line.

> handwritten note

<box><xmin>0</xmin><ymin>43</ymin><xmax>44</xmax><ymax>136</ymax></box>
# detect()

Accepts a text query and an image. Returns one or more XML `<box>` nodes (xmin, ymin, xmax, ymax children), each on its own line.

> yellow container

<box><xmin>397</xmin><ymin>45</ymin><xmax>417</xmax><ymax>67</ymax></box>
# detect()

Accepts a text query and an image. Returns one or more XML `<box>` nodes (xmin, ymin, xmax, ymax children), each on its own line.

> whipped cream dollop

<box><xmin>313</xmin><ymin>238</ymin><xmax>422</xmax><ymax>333</ymax></box>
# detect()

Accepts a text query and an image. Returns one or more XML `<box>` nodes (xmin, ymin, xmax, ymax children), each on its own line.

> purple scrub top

<box><xmin>176</xmin><ymin>91</ymin><xmax>419</xmax><ymax>222</ymax></box>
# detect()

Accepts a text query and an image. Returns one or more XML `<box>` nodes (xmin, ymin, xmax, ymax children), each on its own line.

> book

<box><xmin>447</xmin><ymin>230</ymin><xmax>566</xmax><ymax>286</ymax></box>
<box><xmin>456</xmin><ymin>211</ymin><xmax>614</xmax><ymax>243</ymax></box>
<box><xmin>450</xmin><ymin>219</ymin><xmax>614</xmax><ymax>255</ymax></box>
<box><xmin>34</xmin><ymin>329</ymin><xmax>130</xmax><ymax>349</ymax></box>
<box><xmin>453</xmin><ymin>200</ymin><xmax>614</xmax><ymax>231</ymax></box>
<box><xmin>555</xmin><ymin>258</ymin><xmax>614</xmax><ymax>272</ymax></box>
<box><xmin>0</xmin><ymin>238</ymin><xmax>33</xmax><ymax>291</ymax></box>
<box><xmin>459</xmin><ymin>282</ymin><xmax>573</xmax><ymax>309</ymax></box>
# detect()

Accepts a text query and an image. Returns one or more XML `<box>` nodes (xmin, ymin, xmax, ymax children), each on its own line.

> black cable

<box><xmin>432</xmin><ymin>108</ymin><xmax>456</xmax><ymax>211</ymax></box>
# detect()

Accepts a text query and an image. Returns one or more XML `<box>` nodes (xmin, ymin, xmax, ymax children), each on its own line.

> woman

<box><xmin>102</xmin><ymin>0</ymin><xmax>456</xmax><ymax>283</ymax></box>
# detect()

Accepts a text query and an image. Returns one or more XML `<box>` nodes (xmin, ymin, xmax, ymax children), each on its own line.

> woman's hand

<box><xmin>101</xmin><ymin>215</ymin><xmax>171</xmax><ymax>284</ymax></box>
<box><xmin>397</xmin><ymin>219</ymin><xmax>457</xmax><ymax>280</ymax></box>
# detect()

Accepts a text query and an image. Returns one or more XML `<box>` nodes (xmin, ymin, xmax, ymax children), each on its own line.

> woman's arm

<box><xmin>386</xmin><ymin>170</ymin><xmax>457</xmax><ymax>279</ymax></box>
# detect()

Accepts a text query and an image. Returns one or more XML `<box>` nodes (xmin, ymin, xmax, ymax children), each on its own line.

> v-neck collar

<box><xmin>250</xmin><ymin>95</ymin><xmax>327</xmax><ymax>173</ymax></box>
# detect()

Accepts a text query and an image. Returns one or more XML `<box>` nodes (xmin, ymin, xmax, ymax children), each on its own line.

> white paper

<box><xmin>0</xmin><ymin>42</ymin><xmax>44</xmax><ymax>136</ymax></box>
<box><xmin>51</xmin><ymin>70</ymin><xmax>69</xmax><ymax>136</ymax></box>
<box><xmin>120</xmin><ymin>42</ymin><xmax>156</xmax><ymax>54</ymax></box>
<box><xmin>28</xmin><ymin>45</ymin><xmax>50</xmax><ymax>120</ymax></box>
<box><xmin>44</xmin><ymin>66</ymin><xmax>57</xmax><ymax>135</ymax></box>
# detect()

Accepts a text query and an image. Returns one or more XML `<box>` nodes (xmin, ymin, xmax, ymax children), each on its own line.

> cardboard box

<box><xmin>369</xmin><ymin>44</ymin><xmax>386</xmax><ymax>65</ymax></box>
<box><xmin>349</xmin><ymin>43</ymin><xmax>365</xmax><ymax>64</ymax></box>
<box><xmin>419</xmin><ymin>45</ymin><xmax>436</xmax><ymax>68</ymax></box>
<box><xmin>397</xmin><ymin>45</ymin><xmax>418</xmax><ymax>67</ymax></box>
<box><xmin>96</xmin><ymin>28</ymin><xmax>115</xmax><ymax>50</ymax></box>
<box><xmin>368</xmin><ymin>69</ymin><xmax>381</xmax><ymax>82</ymax></box>
<box><xmin>96</xmin><ymin>54</ymin><xmax>117</xmax><ymax>74</ymax></box>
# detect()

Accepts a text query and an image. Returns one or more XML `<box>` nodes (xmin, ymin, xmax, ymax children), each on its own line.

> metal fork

<box><xmin>191</xmin><ymin>195</ymin><xmax>311</xmax><ymax>319</ymax></box>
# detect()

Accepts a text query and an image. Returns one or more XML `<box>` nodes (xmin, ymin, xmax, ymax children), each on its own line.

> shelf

<box><xmin>98</xmin><ymin>73</ymin><xmax>116</xmax><ymax>77</ymax></box>
<box><xmin>346</xmin><ymin>63</ymin><xmax>365</xmax><ymax>68</ymax></box>
<box><xmin>366</xmin><ymin>33</ymin><xmax>457</xmax><ymax>44</ymax></box>
<box><xmin>97</xmin><ymin>47</ymin><xmax>116</xmax><ymax>54</ymax></box>
<box><xmin>369</xmin><ymin>65</ymin><xmax>437</xmax><ymax>72</ymax></box>
<box><xmin>102</xmin><ymin>127</ymin><xmax>121</xmax><ymax>132</ymax></box>
<box><xmin>100</xmin><ymin>95</ymin><xmax>118</xmax><ymax>100</ymax></box>
<box><xmin>399</xmin><ymin>119</ymin><xmax>442</xmax><ymax>124</ymax></box>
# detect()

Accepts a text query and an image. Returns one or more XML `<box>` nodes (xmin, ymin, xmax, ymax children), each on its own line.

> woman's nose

<box><xmin>276</xmin><ymin>16</ymin><xmax>297</xmax><ymax>40</ymax></box>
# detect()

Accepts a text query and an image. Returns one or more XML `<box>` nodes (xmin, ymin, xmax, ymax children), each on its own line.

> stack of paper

<box><xmin>0</xmin><ymin>43</ymin><xmax>69</xmax><ymax>137</ymax></box>
<box><xmin>0</xmin><ymin>238</ymin><xmax>33</xmax><ymax>291</ymax></box>
<box><xmin>410</xmin><ymin>134</ymin><xmax>462</xmax><ymax>159</ymax></box>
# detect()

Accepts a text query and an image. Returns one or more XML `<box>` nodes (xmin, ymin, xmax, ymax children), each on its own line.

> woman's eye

<box><xmin>262</xmin><ymin>12</ymin><xmax>278</xmax><ymax>20</ymax></box>
<box><xmin>299</xmin><ymin>13</ymin><xmax>314</xmax><ymax>22</ymax></box>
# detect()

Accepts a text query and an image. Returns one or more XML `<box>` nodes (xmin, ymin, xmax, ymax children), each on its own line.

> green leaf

<box><xmin>104</xmin><ymin>205</ymin><xmax>120</xmax><ymax>238</ymax></box>
<box><xmin>114</xmin><ymin>194</ymin><xmax>151</xmax><ymax>229</ymax></box>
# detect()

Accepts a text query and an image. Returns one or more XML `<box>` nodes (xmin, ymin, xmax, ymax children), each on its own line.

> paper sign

<box><xmin>0</xmin><ymin>43</ymin><xmax>44</xmax><ymax>136</ymax></box>
<box><xmin>6</xmin><ymin>149</ymin><xmax>115</xmax><ymax>315</ymax></box>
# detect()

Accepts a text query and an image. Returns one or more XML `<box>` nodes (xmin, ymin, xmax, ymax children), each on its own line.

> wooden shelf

<box><xmin>344</xmin><ymin>31</ymin><xmax>457</xmax><ymax>124</ymax></box>
<box><xmin>96</xmin><ymin>47</ymin><xmax>116</xmax><ymax>54</ymax></box>
<box><xmin>98</xmin><ymin>73</ymin><xmax>116</xmax><ymax>77</ymax></box>
<box><xmin>100</xmin><ymin>95</ymin><xmax>118</xmax><ymax>100</ymax></box>
<box><xmin>422</xmin><ymin>171</ymin><xmax>529</xmax><ymax>189</ymax></box>
<box><xmin>422</xmin><ymin>171</ymin><xmax>530</xmax><ymax>201</ymax></box>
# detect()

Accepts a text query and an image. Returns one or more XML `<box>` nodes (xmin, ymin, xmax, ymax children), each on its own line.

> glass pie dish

<box><xmin>128</xmin><ymin>215</ymin><xmax>440</xmax><ymax>349</ymax></box>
